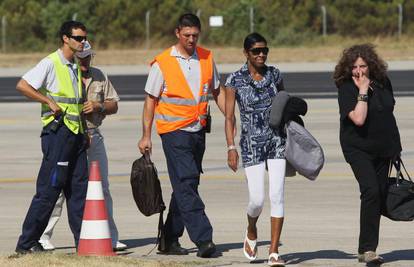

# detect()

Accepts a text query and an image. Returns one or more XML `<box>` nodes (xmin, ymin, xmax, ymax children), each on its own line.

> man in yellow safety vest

<box><xmin>15</xmin><ymin>20</ymin><xmax>89</xmax><ymax>254</ymax></box>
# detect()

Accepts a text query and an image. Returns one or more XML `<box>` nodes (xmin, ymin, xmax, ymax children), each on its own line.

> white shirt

<box><xmin>22</xmin><ymin>49</ymin><xmax>81</xmax><ymax>98</ymax></box>
<box><xmin>144</xmin><ymin>46</ymin><xmax>220</xmax><ymax>132</ymax></box>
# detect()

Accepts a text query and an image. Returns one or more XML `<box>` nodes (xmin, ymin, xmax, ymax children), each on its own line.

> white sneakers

<box><xmin>39</xmin><ymin>239</ymin><xmax>128</xmax><ymax>251</ymax></box>
<box><xmin>39</xmin><ymin>239</ymin><xmax>55</xmax><ymax>251</ymax></box>
<box><xmin>114</xmin><ymin>241</ymin><xmax>128</xmax><ymax>251</ymax></box>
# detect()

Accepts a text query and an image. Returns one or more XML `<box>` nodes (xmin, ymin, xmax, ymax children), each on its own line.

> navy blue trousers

<box><xmin>16</xmin><ymin>124</ymin><xmax>88</xmax><ymax>250</ymax></box>
<box><xmin>161</xmin><ymin>129</ymin><xmax>213</xmax><ymax>245</ymax></box>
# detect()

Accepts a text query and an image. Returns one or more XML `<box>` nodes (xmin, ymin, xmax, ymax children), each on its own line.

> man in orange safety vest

<box><xmin>138</xmin><ymin>13</ymin><xmax>225</xmax><ymax>258</ymax></box>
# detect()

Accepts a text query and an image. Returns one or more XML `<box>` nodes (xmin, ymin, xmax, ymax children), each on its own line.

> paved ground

<box><xmin>1</xmin><ymin>98</ymin><xmax>414</xmax><ymax>266</ymax></box>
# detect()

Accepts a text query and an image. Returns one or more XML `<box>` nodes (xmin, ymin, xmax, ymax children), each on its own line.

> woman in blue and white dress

<box><xmin>225</xmin><ymin>32</ymin><xmax>286</xmax><ymax>266</ymax></box>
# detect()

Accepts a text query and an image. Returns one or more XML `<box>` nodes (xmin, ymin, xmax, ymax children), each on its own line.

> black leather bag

<box><xmin>383</xmin><ymin>157</ymin><xmax>414</xmax><ymax>221</ymax></box>
<box><xmin>131</xmin><ymin>153</ymin><xmax>165</xmax><ymax>216</ymax></box>
<box><xmin>130</xmin><ymin>152</ymin><xmax>166</xmax><ymax>250</ymax></box>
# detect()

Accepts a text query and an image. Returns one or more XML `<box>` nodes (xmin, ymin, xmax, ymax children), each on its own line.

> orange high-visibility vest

<box><xmin>153</xmin><ymin>46</ymin><xmax>213</xmax><ymax>134</ymax></box>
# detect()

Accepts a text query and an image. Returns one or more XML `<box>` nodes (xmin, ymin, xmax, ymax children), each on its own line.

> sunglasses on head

<box><xmin>69</xmin><ymin>35</ymin><xmax>87</xmax><ymax>42</ymax></box>
<box><xmin>249</xmin><ymin>47</ymin><xmax>269</xmax><ymax>55</ymax></box>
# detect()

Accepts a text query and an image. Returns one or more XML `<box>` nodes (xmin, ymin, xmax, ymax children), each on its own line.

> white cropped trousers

<box><xmin>245</xmin><ymin>159</ymin><xmax>286</xmax><ymax>218</ymax></box>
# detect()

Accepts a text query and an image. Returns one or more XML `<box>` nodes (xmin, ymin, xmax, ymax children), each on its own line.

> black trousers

<box><xmin>349</xmin><ymin>156</ymin><xmax>390</xmax><ymax>254</ymax></box>
<box><xmin>160</xmin><ymin>129</ymin><xmax>213</xmax><ymax>245</ymax></box>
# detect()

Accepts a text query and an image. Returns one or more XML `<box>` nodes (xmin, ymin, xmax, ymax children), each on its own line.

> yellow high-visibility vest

<box><xmin>40</xmin><ymin>51</ymin><xmax>84</xmax><ymax>134</ymax></box>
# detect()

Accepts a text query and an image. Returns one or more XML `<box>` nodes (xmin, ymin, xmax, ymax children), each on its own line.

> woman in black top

<box><xmin>334</xmin><ymin>44</ymin><xmax>402</xmax><ymax>264</ymax></box>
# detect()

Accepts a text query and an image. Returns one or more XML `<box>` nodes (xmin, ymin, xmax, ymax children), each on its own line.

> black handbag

<box><xmin>383</xmin><ymin>157</ymin><xmax>414</xmax><ymax>221</ymax></box>
<box><xmin>130</xmin><ymin>152</ymin><xmax>166</xmax><ymax>251</ymax></box>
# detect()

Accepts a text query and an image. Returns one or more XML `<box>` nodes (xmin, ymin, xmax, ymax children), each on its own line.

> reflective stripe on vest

<box><xmin>154</xmin><ymin>46</ymin><xmax>213</xmax><ymax>134</ymax></box>
<box><xmin>48</xmin><ymin>95</ymin><xmax>85</xmax><ymax>104</ymax></box>
<box><xmin>41</xmin><ymin>110</ymin><xmax>81</xmax><ymax>122</ymax></box>
<box><xmin>40</xmin><ymin>51</ymin><xmax>84</xmax><ymax>134</ymax></box>
<box><xmin>154</xmin><ymin>113</ymin><xmax>207</xmax><ymax>122</ymax></box>
<box><xmin>159</xmin><ymin>95</ymin><xmax>209</xmax><ymax>106</ymax></box>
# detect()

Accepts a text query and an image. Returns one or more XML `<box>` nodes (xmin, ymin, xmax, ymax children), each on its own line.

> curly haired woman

<box><xmin>334</xmin><ymin>44</ymin><xmax>402</xmax><ymax>264</ymax></box>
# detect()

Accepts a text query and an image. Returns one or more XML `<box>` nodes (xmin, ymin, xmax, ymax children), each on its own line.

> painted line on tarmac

<box><xmin>0</xmin><ymin>172</ymin><xmax>354</xmax><ymax>183</ymax></box>
<box><xmin>0</xmin><ymin>115</ymin><xmax>135</xmax><ymax>124</ymax></box>
<box><xmin>0</xmin><ymin>178</ymin><xmax>36</xmax><ymax>183</ymax></box>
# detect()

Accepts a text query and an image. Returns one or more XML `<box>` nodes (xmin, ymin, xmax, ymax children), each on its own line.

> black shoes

<box><xmin>197</xmin><ymin>241</ymin><xmax>216</xmax><ymax>258</ymax></box>
<box><xmin>15</xmin><ymin>242</ymin><xmax>45</xmax><ymax>254</ymax></box>
<box><xmin>158</xmin><ymin>241</ymin><xmax>189</xmax><ymax>255</ymax></box>
<box><xmin>157</xmin><ymin>240</ymin><xmax>216</xmax><ymax>257</ymax></box>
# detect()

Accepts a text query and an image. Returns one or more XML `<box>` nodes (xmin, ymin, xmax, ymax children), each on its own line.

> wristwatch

<box><xmin>227</xmin><ymin>145</ymin><xmax>237</xmax><ymax>151</ymax></box>
<box><xmin>357</xmin><ymin>94</ymin><xmax>368</xmax><ymax>102</ymax></box>
<box><xmin>99</xmin><ymin>103</ymin><xmax>106</xmax><ymax>113</ymax></box>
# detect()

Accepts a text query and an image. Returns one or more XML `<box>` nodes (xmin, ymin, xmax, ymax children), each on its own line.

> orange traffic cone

<box><xmin>78</xmin><ymin>160</ymin><xmax>115</xmax><ymax>256</ymax></box>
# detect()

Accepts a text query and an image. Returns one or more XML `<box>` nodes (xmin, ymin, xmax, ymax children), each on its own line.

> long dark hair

<box><xmin>333</xmin><ymin>43</ymin><xmax>387</xmax><ymax>87</ymax></box>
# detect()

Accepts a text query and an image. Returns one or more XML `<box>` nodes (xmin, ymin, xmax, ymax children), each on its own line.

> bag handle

<box><xmin>143</xmin><ymin>150</ymin><xmax>152</xmax><ymax>164</ymax></box>
<box><xmin>399</xmin><ymin>157</ymin><xmax>412</xmax><ymax>182</ymax></box>
<box><xmin>390</xmin><ymin>156</ymin><xmax>413</xmax><ymax>185</ymax></box>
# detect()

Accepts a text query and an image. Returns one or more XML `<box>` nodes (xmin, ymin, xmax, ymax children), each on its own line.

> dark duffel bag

<box><xmin>383</xmin><ymin>157</ymin><xmax>414</xmax><ymax>221</ymax></box>
<box><xmin>130</xmin><ymin>152</ymin><xmax>166</xmax><ymax>251</ymax></box>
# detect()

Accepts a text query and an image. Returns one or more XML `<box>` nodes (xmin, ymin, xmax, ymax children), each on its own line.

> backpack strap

<box><xmin>142</xmin><ymin>210</ymin><xmax>165</xmax><ymax>257</ymax></box>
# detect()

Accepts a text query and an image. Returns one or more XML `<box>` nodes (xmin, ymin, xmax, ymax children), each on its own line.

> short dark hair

<box><xmin>243</xmin><ymin>32</ymin><xmax>267</xmax><ymax>51</ymax></box>
<box><xmin>59</xmin><ymin>20</ymin><xmax>87</xmax><ymax>43</ymax></box>
<box><xmin>177</xmin><ymin>13</ymin><xmax>201</xmax><ymax>31</ymax></box>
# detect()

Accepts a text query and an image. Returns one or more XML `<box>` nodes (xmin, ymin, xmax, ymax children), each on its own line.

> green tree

<box><xmin>0</xmin><ymin>0</ymin><xmax>47</xmax><ymax>51</ymax></box>
<box><xmin>0</xmin><ymin>0</ymin><xmax>413</xmax><ymax>52</ymax></box>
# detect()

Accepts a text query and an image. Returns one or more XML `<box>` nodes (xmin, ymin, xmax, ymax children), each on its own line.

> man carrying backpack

<box><xmin>137</xmin><ymin>13</ymin><xmax>225</xmax><ymax>258</ymax></box>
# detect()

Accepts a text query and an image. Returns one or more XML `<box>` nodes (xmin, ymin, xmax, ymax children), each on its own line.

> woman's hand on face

<box><xmin>227</xmin><ymin>150</ymin><xmax>239</xmax><ymax>172</ymax></box>
<box><xmin>352</xmin><ymin>69</ymin><xmax>370</xmax><ymax>94</ymax></box>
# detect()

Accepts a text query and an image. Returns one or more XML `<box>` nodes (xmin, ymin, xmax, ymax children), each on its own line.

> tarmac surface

<box><xmin>1</xmin><ymin>62</ymin><xmax>413</xmax><ymax>102</ymax></box>
<box><xmin>1</xmin><ymin>98</ymin><xmax>414</xmax><ymax>266</ymax></box>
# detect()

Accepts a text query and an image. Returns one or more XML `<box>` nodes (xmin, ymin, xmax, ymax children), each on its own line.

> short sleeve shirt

<box><xmin>144</xmin><ymin>46</ymin><xmax>220</xmax><ymax>132</ymax></box>
<box><xmin>337</xmin><ymin>78</ymin><xmax>402</xmax><ymax>163</ymax></box>
<box><xmin>84</xmin><ymin>67</ymin><xmax>120</xmax><ymax>129</ymax></box>
<box><xmin>22</xmin><ymin>49</ymin><xmax>81</xmax><ymax>99</ymax></box>
<box><xmin>225</xmin><ymin>64</ymin><xmax>286</xmax><ymax>168</ymax></box>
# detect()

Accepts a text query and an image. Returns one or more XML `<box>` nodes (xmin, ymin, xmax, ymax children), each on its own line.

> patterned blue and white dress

<box><xmin>225</xmin><ymin>64</ymin><xmax>286</xmax><ymax>168</ymax></box>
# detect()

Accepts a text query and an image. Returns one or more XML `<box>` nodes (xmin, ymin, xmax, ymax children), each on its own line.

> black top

<box><xmin>337</xmin><ymin>78</ymin><xmax>402</xmax><ymax>163</ymax></box>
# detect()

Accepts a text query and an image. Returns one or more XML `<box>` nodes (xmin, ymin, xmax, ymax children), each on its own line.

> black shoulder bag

<box><xmin>383</xmin><ymin>157</ymin><xmax>414</xmax><ymax>221</ymax></box>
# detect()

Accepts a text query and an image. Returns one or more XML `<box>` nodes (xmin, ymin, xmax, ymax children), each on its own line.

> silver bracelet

<box><xmin>227</xmin><ymin>145</ymin><xmax>237</xmax><ymax>151</ymax></box>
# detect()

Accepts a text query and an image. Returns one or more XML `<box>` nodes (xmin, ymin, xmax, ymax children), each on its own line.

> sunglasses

<box><xmin>249</xmin><ymin>47</ymin><xmax>269</xmax><ymax>55</ymax></box>
<box><xmin>69</xmin><ymin>35</ymin><xmax>87</xmax><ymax>42</ymax></box>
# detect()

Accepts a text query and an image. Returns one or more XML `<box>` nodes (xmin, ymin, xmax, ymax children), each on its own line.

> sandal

<box><xmin>268</xmin><ymin>252</ymin><xmax>285</xmax><ymax>266</ymax></box>
<box><xmin>243</xmin><ymin>230</ymin><xmax>257</xmax><ymax>261</ymax></box>
<box><xmin>357</xmin><ymin>251</ymin><xmax>384</xmax><ymax>264</ymax></box>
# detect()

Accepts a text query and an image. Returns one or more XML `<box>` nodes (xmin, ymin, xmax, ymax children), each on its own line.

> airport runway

<box><xmin>0</xmin><ymin>70</ymin><xmax>413</xmax><ymax>102</ymax></box>
<box><xmin>1</xmin><ymin>61</ymin><xmax>413</xmax><ymax>265</ymax></box>
<box><xmin>1</xmin><ymin>98</ymin><xmax>414</xmax><ymax>266</ymax></box>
